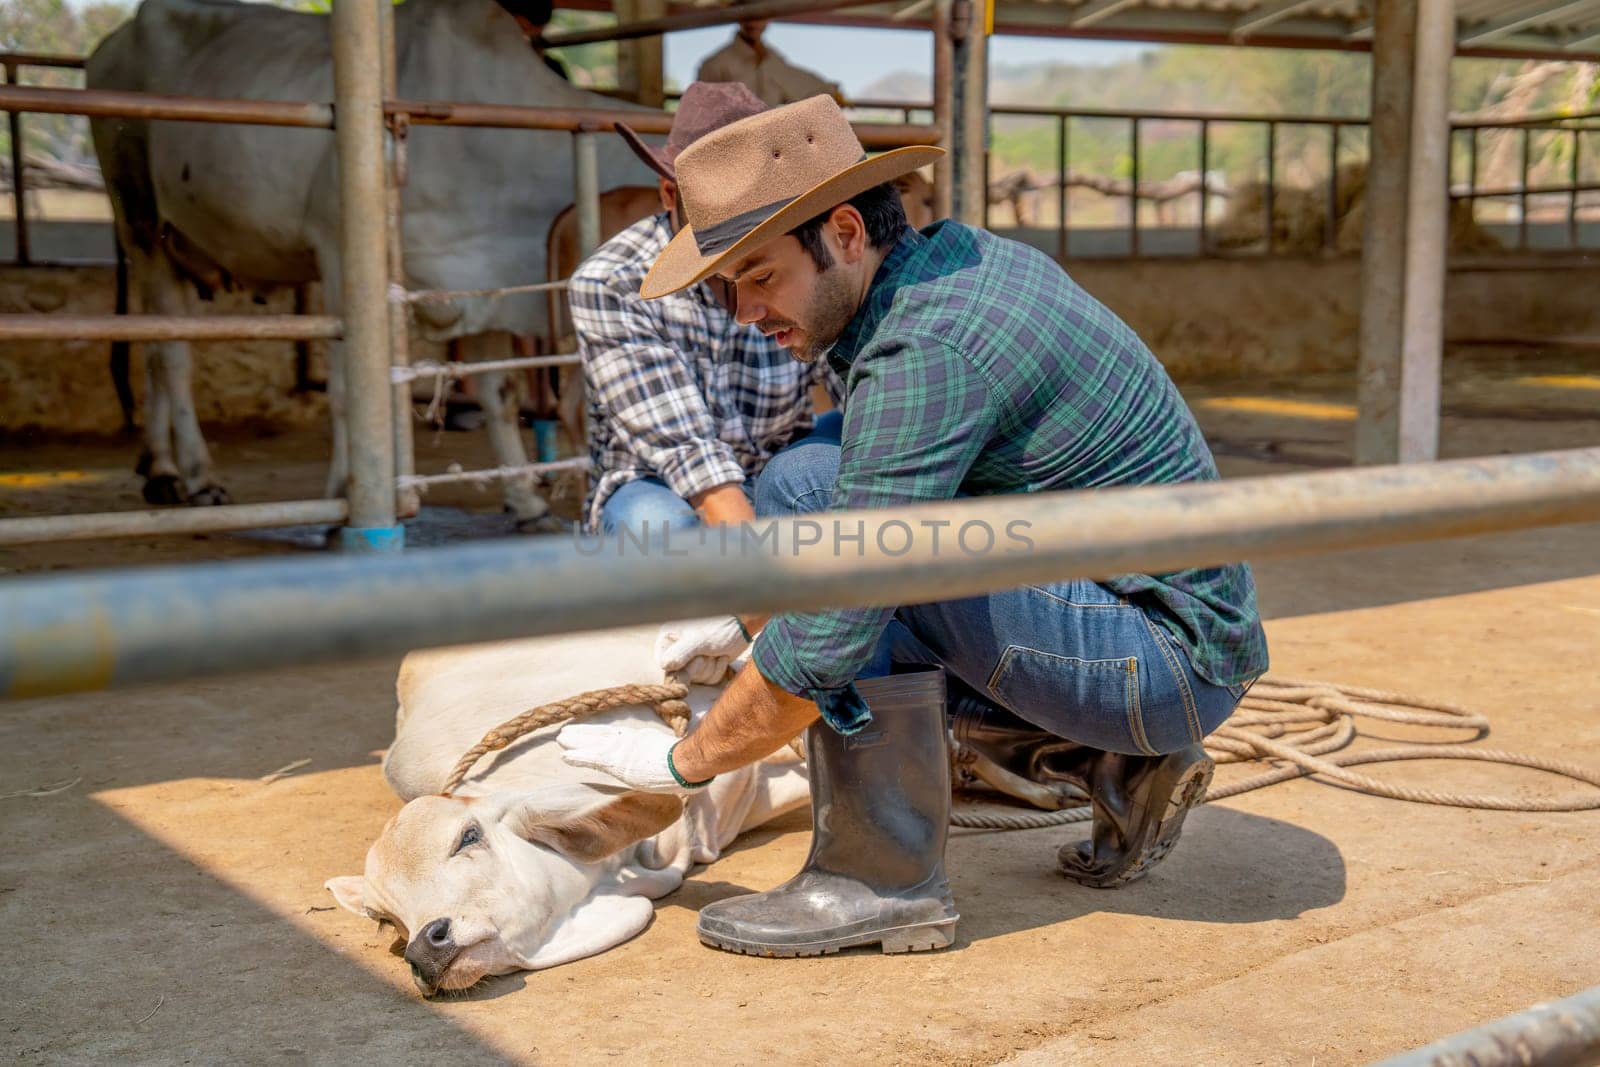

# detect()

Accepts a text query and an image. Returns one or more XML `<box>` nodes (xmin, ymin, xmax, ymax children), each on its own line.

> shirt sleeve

<box><xmin>570</xmin><ymin>270</ymin><xmax>745</xmax><ymax>502</ymax></box>
<box><xmin>753</xmin><ymin>334</ymin><xmax>998</xmax><ymax>731</ymax></box>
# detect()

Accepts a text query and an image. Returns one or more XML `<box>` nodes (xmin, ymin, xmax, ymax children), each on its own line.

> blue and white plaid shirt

<box><xmin>569</xmin><ymin>212</ymin><xmax>840</xmax><ymax>531</ymax></box>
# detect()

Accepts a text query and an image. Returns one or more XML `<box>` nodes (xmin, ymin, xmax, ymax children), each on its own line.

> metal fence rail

<box><xmin>844</xmin><ymin>96</ymin><xmax>1599</xmax><ymax>257</ymax></box>
<box><xmin>1373</xmin><ymin>982</ymin><xmax>1600</xmax><ymax>1067</ymax></box>
<box><xmin>3</xmin><ymin>446</ymin><xmax>1598</xmax><ymax>701</ymax></box>
<box><xmin>1</xmin><ymin>63</ymin><xmax>939</xmax><ymax>545</ymax></box>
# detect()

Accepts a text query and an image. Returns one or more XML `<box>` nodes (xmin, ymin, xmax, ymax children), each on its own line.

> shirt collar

<box><xmin>828</xmin><ymin>225</ymin><xmax>929</xmax><ymax>374</ymax></box>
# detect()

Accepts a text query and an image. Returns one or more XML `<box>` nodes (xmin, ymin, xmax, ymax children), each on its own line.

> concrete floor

<box><xmin>2</xmin><ymin>353</ymin><xmax>1599</xmax><ymax>1064</ymax></box>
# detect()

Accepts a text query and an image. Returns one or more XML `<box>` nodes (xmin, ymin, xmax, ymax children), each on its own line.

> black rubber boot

<box><xmin>696</xmin><ymin>668</ymin><xmax>959</xmax><ymax>957</ymax></box>
<box><xmin>1056</xmin><ymin>745</ymin><xmax>1214</xmax><ymax>889</ymax></box>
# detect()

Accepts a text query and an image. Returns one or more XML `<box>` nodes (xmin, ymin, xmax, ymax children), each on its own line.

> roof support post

<box><xmin>616</xmin><ymin>0</ymin><xmax>667</xmax><ymax>108</ymax></box>
<box><xmin>1356</xmin><ymin>0</ymin><xmax>1454</xmax><ymax>465</ymax></box>
<box><xmin>949</xmin><ymin>0</ymin><xmax>988</xmax><ymax>225</ymax></box>
<box><xmin>933</xmin><ymin>0</ymin><xmax>956</xmax><ymax>220</ymax></box>
<box><xmin>331</xmin><ymin>0</ymin><xmax>402</xmax><ymax>550</ymax></box>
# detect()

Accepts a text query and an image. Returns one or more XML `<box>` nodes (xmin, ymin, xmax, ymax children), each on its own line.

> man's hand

<box><xmin>655</xmin><ymin>617</ymin><xmax>750</xmax><ymax>683</ymax></box>
<box><xmin>557</xmin><ymin>724</ymin><xmax>704</xmax><ymax>795</ymax></box>
<box><xmin>690</xmin><ymin>482</ymin><xmax>754</xmax><ymax>529</ymax></box>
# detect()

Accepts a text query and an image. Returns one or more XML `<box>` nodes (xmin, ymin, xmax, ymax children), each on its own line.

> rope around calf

<box><xmin>949</xmin><ymin>674</ymin><xmax>1600</xmax><ymax>830</ymax></box>
<box><xmin>440</xmin><ymin>682</ymin><xmax>691</xmax><ymax>794</ymax></box>
<box><xmin>437</xmin><ymin>675</ymin><xmax>1600</xmax><ymax>828</ymax></box>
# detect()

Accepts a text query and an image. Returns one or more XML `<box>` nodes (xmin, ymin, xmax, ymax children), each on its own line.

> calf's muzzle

<box><xmin>404</xmin><ymin>918</ymin><xmax>461</xmax><ymax>995</ymax></box>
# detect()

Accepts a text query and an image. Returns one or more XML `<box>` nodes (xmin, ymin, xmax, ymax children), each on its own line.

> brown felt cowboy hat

<box><xmin>640</xmin><ymin>94</ymin><xmax>943</xmax><ymax>299</ymax></box>
<box><xmin>615</xmin><ymin>81</ymin><xmax>768</xmax><ymax>182</ymax></box>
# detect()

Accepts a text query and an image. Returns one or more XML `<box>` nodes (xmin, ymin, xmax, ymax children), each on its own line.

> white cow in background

<box><xmin>326</xmin><ymin>626</ymin><xmax>811</xmax><ymax>995</ymax></box>
<box><xmin>88</xmin><ymin>0</ymin><xmax>652</xmax><ymax>528</ymax></box>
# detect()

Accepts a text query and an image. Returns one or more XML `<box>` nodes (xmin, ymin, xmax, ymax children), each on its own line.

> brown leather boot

<box><xmin>1056</xmin><ymin>745</ymin><xmax>1214</xmax><ymax>888</ymax></box>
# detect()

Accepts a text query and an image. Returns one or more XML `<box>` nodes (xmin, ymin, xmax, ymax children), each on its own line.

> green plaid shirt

<box><xmin>753</xmin><ymin>221</ymin><xmax>1268</xmax><ymax>731</ymax></box>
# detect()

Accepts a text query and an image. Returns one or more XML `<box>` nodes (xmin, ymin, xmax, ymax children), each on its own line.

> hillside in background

<box><xmin>863</xmin><ymin>47</ymin><xmax>1598</xmax><ymax>197</ymax></box>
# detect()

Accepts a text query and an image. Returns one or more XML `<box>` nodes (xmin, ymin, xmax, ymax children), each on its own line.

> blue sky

<box><xmin>663</xmin><ymin>25</ymin><xmax>1153</xmax><ymax>98</ymax></box>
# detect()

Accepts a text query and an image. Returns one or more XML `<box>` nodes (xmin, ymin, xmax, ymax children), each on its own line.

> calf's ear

<box><xmin>325</xmin><ymin>875</ymin><xmax>368</xmax><ymax>916</ymax></box>
<box><xmin>504</xmin><ymin>788</ymin><xmax>684</xmax><ymax>864</ymax></box>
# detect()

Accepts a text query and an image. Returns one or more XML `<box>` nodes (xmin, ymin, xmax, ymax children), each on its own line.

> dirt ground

<box><xmin>2</xmin><ymin>349</ymin><xmax>1599</xmax><ymax>1064</ymax></box>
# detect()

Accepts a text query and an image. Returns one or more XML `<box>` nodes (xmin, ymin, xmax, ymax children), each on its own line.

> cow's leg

<box><xmin>127</xmin><ymin>253</ymin><xmax>186</xmax><ymax>504</ymax></box>
<box><xmin>136</xmin><ymin>333</ymin><xmax>181</xmax><ymax>504</ymax></box>
<box><xmin>457</xmin><ymin>331</ymin><xmax>561</xmax><ymax>533</ymax></box>
<box><xmin>130</xmin><ymin>251</ymin><xmax>229</xmax><ymax>505</ymax></box>
<box><xmin>160</xmin><ymin>332</ymin><xmax>229</xmax><ymax>506</ymax></box>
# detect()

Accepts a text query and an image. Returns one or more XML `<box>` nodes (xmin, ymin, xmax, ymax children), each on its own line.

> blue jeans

<box><xmin>751</xmin><ymin>425</ymin><xmax>1243</xmax><ymax>756</ymax></box>
<box><xmin>600</xmin><ymin>412</ymin><xmax>845</xmax><ymax>536</ymax></box>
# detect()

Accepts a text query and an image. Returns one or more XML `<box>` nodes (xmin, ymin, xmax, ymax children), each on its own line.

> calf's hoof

<box><xmin>142</xmin><ymin>474</ymin><xmax>187</xmax><ymax>506</ymax></box>
<box><xmin>187</xmin><ymin>484</ymin><xmax>233</xmax><ymax>507</ymax></box>
<box><xmin>514</xmin><ymin>511</ymin><xmax>570</xmax><ymax>535</ymax></box>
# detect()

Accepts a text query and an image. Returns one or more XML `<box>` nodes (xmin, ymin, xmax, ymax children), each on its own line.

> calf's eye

<box><xmin>455</xmin><ymin>824</ymin><xmax>482</xmax><ymax>854</ymax></box>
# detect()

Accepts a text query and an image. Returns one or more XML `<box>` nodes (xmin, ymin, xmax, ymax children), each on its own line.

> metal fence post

<box><xmin>4</xmin><ymin>60</ymin><xmax>31</xmax><ymax>265</ymax></box>
<box><xmin>573</xmin><ymin>130</ymin><xmax>601</xmax><ymax>257</ymax></box>
<box><xmin>949</xmin><ymin>0</ymin><xmax>987</xmax><ymax>226</ymax></box>
<box><xmin>1264</xmin><ymin>120</ymin><xmax>1277</xmax><ymax>256</ymax></box>
<box><xmin>1326</xmin><ymin>123</ymin><xmax>1340</xmax><ymax>251</ymax></box>
<box><xmin>1056</xmin><ymin>113</ymin><xmax>1068</xmax><ymax>260</ymax></box>
<box><xmin>1570</xmin><ymin>127</ymin><xmax>1581</xmax><ymax>249</ymax></box>
<box><xmin>331</xmin><ymin>0</ymin><xmax>402</xmax><ymax>552</ymax></box>
<box><xmin>1520</xmin><ymin>126</ymin><xmax>1532</xmax><ymax>250</ymax></box>
<box><xmin>1128</xmin><ymin>117</ymin><xmax>1140</xmax><ymax>256</ymax></box>
<box><xmin>932</xmin><ymin>0</ymin><xmax>955</xmax><ymax>221</ymax></box>
<box><xmin>1198</xmin><ymin>118</ymin><xmax>1209</xmax><ymax>255</ymax></box>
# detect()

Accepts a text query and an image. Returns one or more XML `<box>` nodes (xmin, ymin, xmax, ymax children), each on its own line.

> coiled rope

<box><xmin>949</xmin><ymin>674</ymin><xmax>1600</xmax><ymax>830</ymax></box>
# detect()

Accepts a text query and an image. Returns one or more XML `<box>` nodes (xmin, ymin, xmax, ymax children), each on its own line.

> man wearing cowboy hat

<box><xmin>571</xmin><ymin>83</ymin><xmax>845</xmax><ymax>684</ymax></box>
<box><xmin>561</xmin><ymin>96</ymin><xmax>1269</xmax><ymax>957</ymax></box>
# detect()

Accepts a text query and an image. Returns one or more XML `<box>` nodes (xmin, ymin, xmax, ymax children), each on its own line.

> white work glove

<box><xmin>655</xmin><ymin>617</ymin><xmax>750</xmax><ymax>685</ymax></box>
<box><xmin>557</xmin><ymin>723</ymin><xmax>710</xmax><ymax>795</ymax></box>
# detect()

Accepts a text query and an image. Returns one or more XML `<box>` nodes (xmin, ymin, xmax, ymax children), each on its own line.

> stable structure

<box><xmin>5</xmin><ymin>2</ymin><xmax>1600</xmax><ymax>1059</ymax></box>
<box><xmin>0</xmin><ymin>4</ymin><xmax>936</xmax><ymax>550</ymax></box>
<box><xmin>546</xmin><ymin>0</ymin><xmax>1600</xmax><ymax>462</ymax></box>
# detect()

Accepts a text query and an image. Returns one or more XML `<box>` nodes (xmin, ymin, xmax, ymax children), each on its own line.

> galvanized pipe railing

<box><xmin>0</xmin><ymin>314</ymin><xmax>340</xmax><ymax>342</ymax></box>
<box><xmin>3</xmin><ymin>446</ymin><xmax>1598</xmax><ymax>701</ymax></box>
<box><xmin>1373</xmin><ymin>982</ymin><xmax>1600</xmax><ymax>1067</ymax></box>
<box><xmin>843</xmin><ymin>96</ymin><xmax>1597</xmax><ymax>258</ymax></box>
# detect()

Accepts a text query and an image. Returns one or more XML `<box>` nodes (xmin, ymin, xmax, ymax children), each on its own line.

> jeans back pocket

<box><xmin>986</xmin><ymin>646</ymin><xmax>1154</xmax><ymax>756</ymax></box>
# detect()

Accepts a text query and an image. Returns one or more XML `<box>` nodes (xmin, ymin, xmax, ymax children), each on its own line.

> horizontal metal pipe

<box><xmin>389</xmin><ymin>98</ymin><xmax>939</xmax><ymax>147</ymax></box>
<box><xmin>1451</xmin><ymin>181</ymin><xmax>1600</xmax><ymax>200</ymax></box>
<box><xmin>852</xmin><ymin>96</ymin><xmax>1600</xmax><ymax>134</ymax></box>
<box><xmin>0</xmin><ymin>314</ymin><xmax>341</xmax><ymax>342</ymax></box>
<box><xmin>0</xmin><ymin>84</ymin><xmax>937</xmax><ymax>147</ymax></box>
<box><xmin>0</xmin><ymin>500</ymin><xmax>348</xmax><ymax>547</ymax></box>
<box><xmin>0</xmin><ymin>52</ymin><xmax>87</xmax><ymax>70</ymax></box>
<box><xmin>1453</xmin><ymin>107</ymin><xmax>1600</xmax><ymax>129</ymax></box>
<box><xmin>1373</xmin><ymin>983</ymin><xmax>1600</xmax><ymax>1067</ymax></box>
<box><xmin>542</xmin><ymin>0</ymin><xmax>882</xmax><ymax>47</ymax></box>
<box><xmin>0</xmin><ymin>84</ymin><xmax>333</xmax><ymax>127</ymax></box>
<box><xmin>3</xmin><ymin>447</ymin><xmax>1599</xmax><ymax>702</ymax></box>
<box><xmin>391</xmin><ymin>353</ymin><xmax>580</xmax><ymax>385</ymax></box>
<box><xmin>396</xmin><ymin>457</ymin><xmax>591</xmax><ymax>491</ymax></box>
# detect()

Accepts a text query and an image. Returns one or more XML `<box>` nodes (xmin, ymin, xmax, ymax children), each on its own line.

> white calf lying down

<box><xmin>326</xmin><ymin>626</ymin><xmax>810</xmax><ymax>995</ymax></box>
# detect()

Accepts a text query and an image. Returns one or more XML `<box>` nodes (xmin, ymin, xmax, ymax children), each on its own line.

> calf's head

<box><xmin>326</xmin><ymin>784</ymin><xmax>682</xmax><ymax>996</ymax></box>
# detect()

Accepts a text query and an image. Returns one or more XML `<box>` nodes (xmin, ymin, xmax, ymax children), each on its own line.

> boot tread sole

<box><xmin>700</xmin><ymin>919</ymin><xmax>957</xmax><ymax>958</ymax></box>
<box><xmin>1059</xmin><ymin>755</ymin><xmax>1213</xmax><ymax>889</ymax></box>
